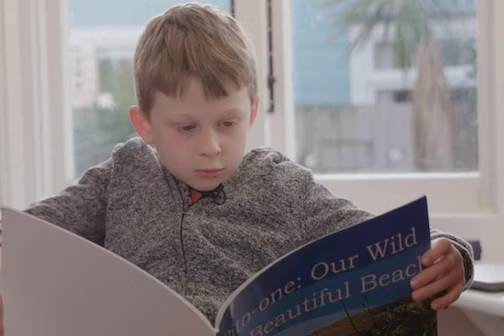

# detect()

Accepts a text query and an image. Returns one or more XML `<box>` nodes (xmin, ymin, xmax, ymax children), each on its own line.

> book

<box><xmin>0</xmin><ymin>196</ymin><xmax>435</xmax><ymax>336</ymax></box>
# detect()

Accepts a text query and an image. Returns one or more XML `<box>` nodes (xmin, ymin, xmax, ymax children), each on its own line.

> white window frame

<box><xmin>268</xmin><ymin>0</ymin><xmax>504</xmax><ymax>260</ymax></box>
<box><xmin>0</xmin><ymin>0</ymin><xmax>7</xmax><ymax>210</ymax></box>
<box><xmin>234</xmin><ymin>0</ymin><xmax>270</xmax><ymax>152</ymax></box>
<box><xmin>1</xmin><ymin>0</ymin><xmax>504</xmax><ymax>259</ymax></box>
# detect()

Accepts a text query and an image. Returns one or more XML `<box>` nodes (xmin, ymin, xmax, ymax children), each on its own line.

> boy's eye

<box><xmin>222</xmin><ymin>121</ymin><xmax>236</xmax><ymax>127</ymax></box>
<box><xmin>179</xmin><ymin>125</ymin><xmax>196</xmax><ymax>132</ymax></box>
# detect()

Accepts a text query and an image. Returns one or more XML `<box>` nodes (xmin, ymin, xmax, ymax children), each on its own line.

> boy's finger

<box><xmin>422</xmin><ymin>239</ymin><xmax>451</xmax><ymax>266</ymax></box>
<box><xmin>430</xmin><ymin>284</ymin><xmax>463</xmax><ymax>310</ymax></box>
<box><xmin>411</xmin><ymin>270</ymin><xmax>458</xmax><ymax>302</ymax></box>
<box><xmin>410</xmin><ymin>257</ymin><xmax>451</xmax><ymax>289</ymax></box>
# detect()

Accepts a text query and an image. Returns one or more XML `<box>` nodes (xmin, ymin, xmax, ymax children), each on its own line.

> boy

<box><xmin>0</xmin><ymin>2</ymin><xmax>473</xmax><ymax>330</ymax></box>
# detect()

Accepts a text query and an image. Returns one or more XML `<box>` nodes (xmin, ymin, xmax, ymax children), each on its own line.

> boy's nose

<box><xmin>200</xmin><ymin>132</ymin><xmax>222</xmax><ymax>157</ymax></box>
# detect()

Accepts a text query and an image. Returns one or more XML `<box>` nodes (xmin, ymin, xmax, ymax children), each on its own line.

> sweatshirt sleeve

<box><xmin>286</xmin><ymin>159</ymin><xmax>474</xmax><ymax>289</ymax></box>
<box><xmin>430</xmin><ymin>228</ymin><xmax>474</xmax><ymax>290</ymax></box>
<box><xmin>23</xmin><ymin>158</ymin><xmax>113</xmax><ymax>246</ymax></box>
<box><xmin>270</xmin><ymin>153</ymin><xmax>375</xmax><ymax>242</ymax></box>
<box><xmin>293</xmin><ymin>167</ymin><xmax>375</xmax><ymax>242</ymax></box>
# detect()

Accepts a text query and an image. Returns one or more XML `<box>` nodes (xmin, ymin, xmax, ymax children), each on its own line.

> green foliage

<box><xmin>73</xmin><ymin>58</ymin><xmax>137</xmax><ymax>177</ymax></box>
<box><xmin>359</xmin><ymin>297</ymin><xmax>437</xmax><ymax>336</ymax></box>
<box><xmin>95</xmin><ymin>59</ymin><xmax>136</xmax><ymax>142</ymax></box>
<box><xmin>311</xmin><ymin>296</ymin><xmax>437</xmax><ymax>336</ymax></box>
<box><xmin>319</xmin><ymin>0</ymin><xmax>464</xmax><ymax>70</ymax></box>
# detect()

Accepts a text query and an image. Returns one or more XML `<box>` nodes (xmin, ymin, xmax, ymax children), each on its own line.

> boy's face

<box><xmin>130</xmin><ymin>78</ymin><xmax>258</xmax><ymax>191</ymax></box>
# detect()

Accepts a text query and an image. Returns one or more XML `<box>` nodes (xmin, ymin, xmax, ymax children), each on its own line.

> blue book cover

<box><xmin>215</xmin><ymin>196</ymin><xmax>435</xmax><ymax>336</ymax></box>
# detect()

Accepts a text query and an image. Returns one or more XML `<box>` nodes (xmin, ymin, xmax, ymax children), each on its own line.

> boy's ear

<box><xmin>249</xmin><ymin>97</ymin><xmax>259</xmax><ymax>126</ymax></box>
<box><xmin>130</xmin><ymin>106</ymin><xmax>153</xmax><ymax>144</ymax></box>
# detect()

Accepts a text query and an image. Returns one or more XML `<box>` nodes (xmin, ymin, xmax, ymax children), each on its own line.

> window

<box><xmin>374</xmin><ymin>42</ymin><xmax>413</xmax><ymax>70</ymax></box>
<box><xmin>266</xmin><ymin>0</ymin><xmax>487</xmax><ymax>211</ymax></box>
<box><xmin>376</xmin><ymin>90</ymin><xmax>412</xmax><ymax>104</ymax></box>
<box><xmin>439</xmin><ymin>39</ymin><xmax>475</xmax><ymax>67</ymax></box>
<box><xmin>375</xmin><ymin>39</ymin><xmax>474</xmax><ymax>70</ymax></box>
<box><xmin>68</xmin><ymin>0</ymin><xmax>232</xmax><ymax>178</ymax></box>
<box><xmin>282</xmin><ymin>0</ymin><xmax>478</xmax><ymax>175</ymax></box>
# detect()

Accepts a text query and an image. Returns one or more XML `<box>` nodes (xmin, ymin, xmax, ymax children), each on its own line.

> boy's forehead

<box><xmin>151</xmin><ymin>78</ymin><xmax>250</xmax><ymax>112</ymax></box>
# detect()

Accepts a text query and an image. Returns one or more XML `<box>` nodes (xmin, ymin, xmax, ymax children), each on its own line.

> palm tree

<box><xmin>321</xmin><ymin>0</ymin><xmax>468</xmax><ymax>171</ymax></box>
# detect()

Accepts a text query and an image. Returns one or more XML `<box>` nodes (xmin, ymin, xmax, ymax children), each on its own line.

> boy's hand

<box><xmin>410</xmin><ymin>238</ymin><xmax>465</xmax><ymax>310</ymax></box>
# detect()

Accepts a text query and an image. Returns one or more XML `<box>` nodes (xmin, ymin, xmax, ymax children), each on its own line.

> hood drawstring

<box><xmin>197</xmin><ymin>184</ymin><xmax>227</xmax><ymax>205</ymax></box>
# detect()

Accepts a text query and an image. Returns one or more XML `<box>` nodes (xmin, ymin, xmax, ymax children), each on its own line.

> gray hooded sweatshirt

<box><xmin>25</xmin><ymin>137</ymin><xmax>474</xmax><ymax>324</ymax></box>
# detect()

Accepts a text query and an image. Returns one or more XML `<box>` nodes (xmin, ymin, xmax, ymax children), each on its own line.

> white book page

<box><xmin>0</xmin><ymin>208</ymin><xmax>215</xmax><ymax>336</ymax></box>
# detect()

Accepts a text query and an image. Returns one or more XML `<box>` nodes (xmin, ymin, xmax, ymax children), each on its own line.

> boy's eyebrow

<box><xmin>164</xmin><ymin>108</ymin><xmax>245</xmax><ymax>120</ymax></box>
<box><xmin>221</xmin><ymin>108</ymin><xmax>246</xmax><ymax>116</ymax></box>
<box><xmin>165</xmin><ymin>112</ymin><xmax>195</xmax><ymax>119</ymax></box>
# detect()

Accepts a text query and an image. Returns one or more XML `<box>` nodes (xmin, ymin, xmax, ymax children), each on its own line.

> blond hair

<box><xmin>133</xmin><ymin>2</ymin><xmax>257</xmax><ymax>114</ymax></box>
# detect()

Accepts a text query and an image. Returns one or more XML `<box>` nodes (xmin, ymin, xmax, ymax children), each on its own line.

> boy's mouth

<box><xmin>195</xmin><ymin>169</ymin><xmax>225</xmax><ymax>178</ymax></box>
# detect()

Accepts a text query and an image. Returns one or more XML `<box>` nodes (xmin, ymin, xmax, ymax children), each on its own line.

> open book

<box><xmin>1</xmin><ymin>197</ymin><xmax>436</xmax><ymax>336</ymax></box>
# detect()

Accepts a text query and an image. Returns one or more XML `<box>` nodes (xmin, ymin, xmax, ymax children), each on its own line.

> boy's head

<box><xmin>129</xmin><ymin>3</ymin><xmax>259</xmax><ymax>191</ymax></box>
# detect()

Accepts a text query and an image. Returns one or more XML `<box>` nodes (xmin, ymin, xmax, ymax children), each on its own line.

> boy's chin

<box><xmin>188</xmin><ymin>179</ymin><xmax>223</xmax><ymax>192</ymax></box>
